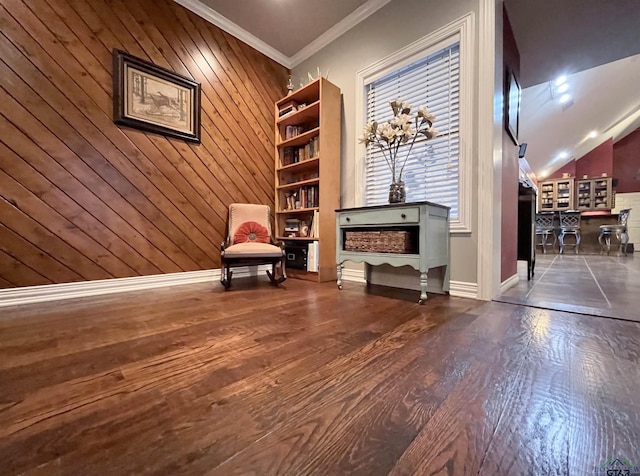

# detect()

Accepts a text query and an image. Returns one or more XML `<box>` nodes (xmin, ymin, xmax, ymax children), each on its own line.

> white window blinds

<box><xmin>364</xmin><ymin>42</ymin><xmax>460</xmax><ymax>217</ymax></box>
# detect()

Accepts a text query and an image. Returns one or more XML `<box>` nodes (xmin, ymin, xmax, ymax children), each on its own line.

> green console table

<box><xmin>335</xmin><ymin>201</ymin><xmax>450</xmax><ymax>303</ymax></box>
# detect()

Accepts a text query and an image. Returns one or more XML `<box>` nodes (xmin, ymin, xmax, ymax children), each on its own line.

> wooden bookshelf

<box><xmin>274</xmin><ymin>78</ymin><xmax>341</xmax><ymax>282</ymax></box>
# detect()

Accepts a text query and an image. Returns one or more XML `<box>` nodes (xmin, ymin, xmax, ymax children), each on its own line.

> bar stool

<box><xmin>558</xmin><ymin>210</ymin><xmax>581</xmax><ymax>254</ymax></box>
<box><xmin>598</xmin><ymin>208</ymin><xmax>631</xmax><ymax>255</ymax></box>
<box><xmin>535</xmin><ymin>212</ymin><xmax>557</xmax><ymax>253</ymax></box>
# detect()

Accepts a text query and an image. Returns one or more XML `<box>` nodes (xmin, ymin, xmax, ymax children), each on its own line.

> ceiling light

<box><xmin>557</xmin><ymin>83</ymin><xmax>569</xmax><ymax>93</ymax></box>
<box><xmin>559</xmin><ymin>93</ymin><xmax>571</xmax><ymax>104</ymax></box>
<box><xmin>555</xmin><ymin>75</ymin><xmax>567</xmax><ymax>86</ymax></box>
<box><xmin>588</xmin><ymin>130</ymin><xmax>598</xmax><ymax>138</ymax></box>
<box><xmin>557</xmin><ymin>151</ymin><xmax>569</xmax><ymax>160</ymax></box>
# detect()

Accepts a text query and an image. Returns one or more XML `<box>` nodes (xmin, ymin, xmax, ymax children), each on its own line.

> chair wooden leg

<box><xmin>220</xmin><ymin>263</ymin><xmax>232</xmax><ymax>290</ymax></box>
<box><xmin>266</xmin><ymin>259</ymin><xmax>287</xmax><ymax>286</ymax></box>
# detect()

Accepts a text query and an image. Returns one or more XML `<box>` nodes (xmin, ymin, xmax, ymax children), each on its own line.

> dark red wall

<box><xmin>548</xmin><ymin>139</ymin><xmax>614</xmax><ymax>181</ymax></box>
<box><xmin>575</xmin><ymin>138</ymin><xmax>613</xmax><ymax>179</ymax></box>
<box><xmin>548</xmin><ymin>160</ymin><xmax>576</xmax><ymax>179</ymax></box>
<box><xmin>613</xmin><ymin>128</ymin><xmax>640</xmax><ymax>193</ymax></box>
<box><xmin>501</xmin><ymin>6</ymin><xmax>520</xmax><ymax>283</ymax></box>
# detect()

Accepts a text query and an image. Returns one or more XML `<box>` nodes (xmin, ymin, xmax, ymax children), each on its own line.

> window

<box><xmin>364</xmin><ymin>43</ymin><xmax>460</xmax><ymax>217</ymax></box>
<box><xmin>355</xmin><ymin>14</ymin><xmax>472</xmax><ymax>232</ymax></box>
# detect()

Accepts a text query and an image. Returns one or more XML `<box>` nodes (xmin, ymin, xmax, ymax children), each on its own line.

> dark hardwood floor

<box><xmin>1</xmin><ymin>277</ymin><xmax>639</xmax><ymax>475</ymax></box>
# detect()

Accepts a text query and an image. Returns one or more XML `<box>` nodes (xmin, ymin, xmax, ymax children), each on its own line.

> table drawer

<box><xmin>339</xmin><ymin>207</ymin><xmax>420</xmax><ymax>226</ymax></box>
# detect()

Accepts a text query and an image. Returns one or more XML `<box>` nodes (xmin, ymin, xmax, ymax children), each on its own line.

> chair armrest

<box><xmin>270</xmin><ymin>237</ymin><xmax>285</xmax><ymax>249</ymax></box>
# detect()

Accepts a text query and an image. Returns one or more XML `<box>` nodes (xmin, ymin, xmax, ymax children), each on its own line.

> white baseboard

<box><xmin>1</xmin><ymin>266</ymin><xmax>480</xmax><ymax>308</ymax></box>
<box><xmin>0</xmin><ymin>265</ymin><xmax>271</xmax><ymax>308</ymax></box>
<box><xmin>340</xmin><ymin>268</ymin><xmax>367</xmax><ymax>283</ymax></box>
<box><xmin>449</xmin><ymin>280</ymin><xmax>478</xmax><ymax>299</ymax></box>
<box><xmin>500</xmin><ymin>273</ymin><xmax>519</xmax><ymax>294</ymax></box>
<box><xmin>340</xmin><ymin>268</ymin><xmax>478</xmax><ymax>300</ymax></box>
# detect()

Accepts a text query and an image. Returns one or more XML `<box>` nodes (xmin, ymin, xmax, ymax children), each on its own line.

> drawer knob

<box><xmin>346</xmin><ymin>217</ymin><xmax>350</xmax><ymax>222</ymax></box>
<box><xmin>401</xmin><ymin>213</ymin><xmax>406</xmax><ymax>219</ymax></box>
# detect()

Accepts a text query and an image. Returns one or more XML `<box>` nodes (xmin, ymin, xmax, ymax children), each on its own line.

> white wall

<box><xmin>292</xmin><ymin>0</ymin><xmax>495</xmax><ymax>288</ymax></box>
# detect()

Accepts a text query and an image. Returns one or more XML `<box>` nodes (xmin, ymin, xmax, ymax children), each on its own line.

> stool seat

<box><xmin>599</xmin><ymin>224</ymin><xmax>626</xmax><ymax>232</ymax></box>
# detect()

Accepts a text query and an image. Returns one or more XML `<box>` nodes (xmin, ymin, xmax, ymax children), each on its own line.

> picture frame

<box><xmin>505</xmin><ymin>68</ymin><xmax>521</xmax><ymax>146</ymax></box>
<box><xmin>112</xmin><ymin>49</ymin><xmax>201</xmax><ymax>143</ymax></box>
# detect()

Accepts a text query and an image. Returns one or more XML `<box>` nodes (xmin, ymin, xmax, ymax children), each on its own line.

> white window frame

<box><xmin>355</xmin><ymin>13</ymin><xmax>474</xmax><ymax>233</ymax></box>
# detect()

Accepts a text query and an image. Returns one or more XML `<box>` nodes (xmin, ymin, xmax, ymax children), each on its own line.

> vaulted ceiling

<box><xmin>179</xmin><ymin>0</ymin><xmax>640</xmax><ymax>178</ymax></box>
<box><xmin>505</xmin><ymin>0</ymin><xmax>640</xmax><ymax>178</ymax></box>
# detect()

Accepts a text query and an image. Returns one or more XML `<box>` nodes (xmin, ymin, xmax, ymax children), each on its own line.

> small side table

<box><xmin>335</xmin><ymin>201</ymin><xmax>450</xmax><ymax>303</ymax></box>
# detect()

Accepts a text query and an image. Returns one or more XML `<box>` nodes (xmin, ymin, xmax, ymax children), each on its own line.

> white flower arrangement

<box><xmin>358</xmin><ymin>99</ymin><xmax>437</xmax><ymax>183</ymax></box>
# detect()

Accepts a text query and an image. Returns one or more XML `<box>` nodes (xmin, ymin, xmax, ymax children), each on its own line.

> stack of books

<box><xmin>278</xmin><ymin>100</ymin><xmax>298</xmax><ymax>118</ymax></box>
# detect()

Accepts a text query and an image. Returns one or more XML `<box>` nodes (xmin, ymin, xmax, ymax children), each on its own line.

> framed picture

<box><xmin>112</xmin><ymin>49</ymin><xmax>201</xmax><ymax>143</ymax></box>
<box><xmin>506</xmin><ymin>68</ymin><xmax>521</xmax><ymax>146</ymax></box>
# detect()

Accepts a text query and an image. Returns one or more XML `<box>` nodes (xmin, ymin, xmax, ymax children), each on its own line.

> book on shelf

<box><xmin>283</xmin><ymin>185</ymin><xmax>318</xmax><ymax>210</ymax></box>
<box><xmin>278</xmin><ymin>100</ymin><xmax>298</xmax><ymax>117</ymax></box>
<box><xmin>279</xmin><ymin>138</ymin><xmax>320</xmax><ymax>167</ymax></box>
<box><xmin>307</xmin><ymin>212</ymin><xmax>314</xmax><ymax>238</ymax></box>
<box><xmin>312</xmin><ymin>210</ymin><xmax>319</xmax><ymax>238</ymax></box>
<box><xmin>307</xmin><ymin>241</ymin><xmax>319</xmax><ymax>272</ymax></box>
<box><xmin>284</xmin><ymin>125</ymin><xmax>305</xmax><ymax>140</ymax></box>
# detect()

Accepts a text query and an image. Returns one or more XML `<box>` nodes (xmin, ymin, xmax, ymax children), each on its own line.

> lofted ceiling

<box><xmin>178</xmin><ymin>0</ymin><xmax>640</xmax><ymax>179</ymax></box>
<box><xmin>505</xmin><ymin>0</ymin><xmax>640</xmax><ymax>179</ymax></box>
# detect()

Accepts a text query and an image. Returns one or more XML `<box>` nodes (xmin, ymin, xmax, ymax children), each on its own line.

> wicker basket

<box><xmin>344</xmin><ymin>230</ymin><xmax>414</xmax><ymax>254</ymax></box>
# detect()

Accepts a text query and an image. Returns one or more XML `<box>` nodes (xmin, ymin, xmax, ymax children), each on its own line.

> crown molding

<box><xmin>173</xmin><ymin>0</ymin><xmax>291</xmax><ymax>68</ymax></box>
<box><xmin>289</xmin><ymin>0</ymin><xmax>393</xmax><ymax>67</ymax></box>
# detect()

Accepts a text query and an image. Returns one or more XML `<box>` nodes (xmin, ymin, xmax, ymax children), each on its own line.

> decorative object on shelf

<box><xmin>112</xmin><ymin>49</ymin><xmax>201</xmax><ymax>143</ymax></box>
<box><xmin>299</xmin><ymin>221</ymin><xmax>309</xmax><ymax>237</ymax></box>
<box><xmin>358</xmin><ymin>99</ymin><xmax>437</xmax><ymax>203</ymax></box>
<box><xmin>286</xmin><ymin>75</ymin><xmax>294</xmax><ymax>95</ymax></box>
<box><xmin>304</xmin><ymin>67</ymin><xmax>330</xmax><ymax>85</ymax></box>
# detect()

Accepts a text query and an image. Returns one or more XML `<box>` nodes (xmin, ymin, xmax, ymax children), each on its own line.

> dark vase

<box><xmin>388</xmin><ymin>180</ymin><xmax>406</xmax><ymax>203</ymax></box>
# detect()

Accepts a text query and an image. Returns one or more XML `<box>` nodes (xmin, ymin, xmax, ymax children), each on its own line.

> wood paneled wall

<box><xmin>0</xmin><ymin>0</ymin><xmax>289</xmax><ymax>288</ymax></box>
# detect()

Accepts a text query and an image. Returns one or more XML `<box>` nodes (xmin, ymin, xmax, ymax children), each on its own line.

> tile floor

<box><xmin>497</xmin><ymin>252</ymin><xmax>640</xmax><ymax>322</ymax></box>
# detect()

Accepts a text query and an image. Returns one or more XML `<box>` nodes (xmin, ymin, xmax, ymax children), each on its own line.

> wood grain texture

<box><xmin>0</xmin><ymin>281</ymin><xmax>638</xmax><ymax>475</ymax></box>
<box><xmin>0</xmin><ymin>0</ymin><xmax>288</xmax><ymax>288</ymax></box>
